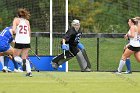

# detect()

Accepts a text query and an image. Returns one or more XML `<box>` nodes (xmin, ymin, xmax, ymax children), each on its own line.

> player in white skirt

<box><xmin>116</xmin><ymin>18</ymin><xmax>140</xmax><ymax>74</ymax></box>
<box><xmin>12</xmin><ymin>8</ymin><xmax>32</xmax><ymax>77</ymax></box>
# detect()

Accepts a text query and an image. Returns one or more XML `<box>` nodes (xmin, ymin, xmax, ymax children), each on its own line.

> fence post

<box><xmin>97</xmin><ymin>38</ymin><xmax>99</xmax><ymax>71</ymax></box>
<box><xmin>35</xmin><ymin>36</ymin><xmax>38</xmax><ymax>55</ymax></box>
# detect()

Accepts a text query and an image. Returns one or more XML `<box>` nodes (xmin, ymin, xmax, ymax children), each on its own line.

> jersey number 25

<box><xmin>19</xmin><ymin>25</ymin><xmax>27</xmax><ymax>34</ymax></box>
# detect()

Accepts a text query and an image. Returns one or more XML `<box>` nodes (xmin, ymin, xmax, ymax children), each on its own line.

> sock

<box><xmin>22</xmin><ymin>59</ymin><xmax>26</xmax><ymax>71</ymax></box>
<box><xmin>125</xmin><ymin>58</ymin><xmax>131</xmax><ymax>72</ymax></box>
<box><xmin>4</xmin><ymin>56</ymin><xmax>9</xmax><ymax>67</ymax></box>
<box><xmin>118</xmin><ymin>59</ymin><xmax>125</xmax><ymax>72</ymax></box>
<box><xmin>26</xmin><ymin>59</ymin><xmax>31</xmax><ymax>73</ymax></box>
<box><xmin>12</xmin><ymin>58</ymin><xmax>18</xmax><ymax>69</ymax></box>
<box><xmin>14</xmin><ymin>56</ymin><xmax>22</xmax><ymax>64</ymax></box>
<box><xmin>0</xmin><ymin>56</ymin><xmax>4</xmax><ymax>68</ymax></box>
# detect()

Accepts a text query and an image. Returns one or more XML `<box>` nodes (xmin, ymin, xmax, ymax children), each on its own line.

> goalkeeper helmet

<box><xmin>71</xmin><ymin>19</ymin><xmax>80</xmax><ymax>25</ymax></box>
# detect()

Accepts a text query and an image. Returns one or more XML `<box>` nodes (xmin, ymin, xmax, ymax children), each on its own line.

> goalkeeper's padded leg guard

<box><xmin>52</xmin><ymin>51</ymin><xmax>74</xmax><ymax>69</ymax></box>
<box><xmin>76</xmin><ymin>50</ymin><xmax>91</xmax><ymax>72</ymax></box>
<box><xmin>81</xmin><ymin>49</ymin><xmax>91</xmax><ymax>68</ymax></box>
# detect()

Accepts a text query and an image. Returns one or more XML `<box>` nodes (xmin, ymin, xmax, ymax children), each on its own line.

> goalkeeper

<box><xmin>51</xmin><ymin>19</ymin><xmax>91</xmax><ymax>72</ymax></box>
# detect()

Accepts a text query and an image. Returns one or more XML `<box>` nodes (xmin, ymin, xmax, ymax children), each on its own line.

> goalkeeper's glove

<box><xmin>77</xmin><ymin>42</ymin><xmax>85</xmax><ymax>50</ymax></box>
<box><xmin>62</xmin><ymin>44</ymin><xmax>69</xmax><ymax>51</ymax></box>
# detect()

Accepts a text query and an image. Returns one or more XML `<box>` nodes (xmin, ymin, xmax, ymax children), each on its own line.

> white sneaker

<box><xmin>18</xmin><ymin>68</ymin><xmax>23</xmax><ymax>72</ymax></box>
<box><xmin>2</xmin><ymin>66</ymin><xmax>12</xmax><ymax>73</ymax></box>
<box><xmin>14</xmin><ymin>68</ymin><xmax>23</xmax><ymax>73</ymax></box>
<box><xmin>14</xmin><ymin>69</ymin><xmax>19</xmax><ymax>72</ymax></box>
<box><xmin>124</xmin><ymin>71</ymin><xmax>132</xmax><ymax>74</ymax></box>
<box><xmin>7</xmin><ymin>68</ymin><xmax>12</xmax><ymax>72</ymax></box>
<box><xmin>113</xmin><ymin>70</ymin><xmax>121</xmax><ymax>74</ymax></box>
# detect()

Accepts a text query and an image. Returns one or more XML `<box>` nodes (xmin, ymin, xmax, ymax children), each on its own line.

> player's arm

<box><xmin>62</xmin><ymin>39</ymin><xmax>66</xmax><ymax>44</ymax></box>
<box><xmin>11</xmin><ymin>40</ymin><xmax>15</xmax><ymax>46</ymax></box>
<box><xmin>28</xmin><ymin>20</ymin><xmax>31</xmax><ymax>37</ymax></box>
<box><xmin>126</xmin><ymin>26</ymin><xmax>136</xmax><ymax>38</ymax></box>
<box><xmin>12</xmin><ymin>17</ymin><xmax>18</xmax><ymax>35</ymax></box>
<box><xmin>61</xmin><ymin>38</ymin><xmax>69</xmax><ymax>51</ymax></box>
<box><xmin>62</xmin><ymin>29</ymin><xmax>72</xmax><ymax>43</ymax></box>
<box><xmin>61</xmin><ymin>30</ymin><xmax>71</xmax><ymax>50</ymax></box>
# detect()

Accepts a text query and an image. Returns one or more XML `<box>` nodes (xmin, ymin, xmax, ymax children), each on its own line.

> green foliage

<box><xmin>1</xmin><ymin>0</ymin><xmax>140</xmax><ymax>33</ymax></box>
<box><xmin>69</xmin><ymin>0</ymin><xmax>140</xmax><ymax>33</ymax></box>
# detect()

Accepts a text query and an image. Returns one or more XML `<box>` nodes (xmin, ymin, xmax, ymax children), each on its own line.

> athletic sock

<box><xmin>4</xmin><ymin>56</ymin><xmax>9</xmax><ymax>67</ymax></box>
<box><xmin>118</xmin><ymin>59</ymin><xmax>125</xmax><ymax>72</ymax></box>
<box><xmin>12</xmin><ymin>58</ymin><xmax>18</xmax><ymax>69</ymax></box>
<box><xmin>0</xmin><ymin>56</ymin><xmax>4</xmax><ymax>68</ymax></box>
<box><xmin>26</xmin><ymin>59</ymin><xmax>31</xmax><ymax>73</ymax></box>
<box><xmin>125</xmin><ymin>58</ymin><xmax>131</xmax><ymax>72</ymax></box>
<box><xmin>22</xmin><ymin>59</ymin><xmax>26</xmax><ymax>71</ymax></box>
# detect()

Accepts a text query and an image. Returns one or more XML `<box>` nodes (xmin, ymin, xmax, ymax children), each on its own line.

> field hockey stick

<box><xmin>27</xmin><ymin>57</ymin><xmax>39</xmax><ymax>72</ymax></box>
<box><xmin>30</xmin><ymin>49</ymin><xmax>41</xmax><ymax>60</ymax></box>
<box><xmin>63</xmin><ymin>50</ymin><xmax>66</xmax><ymax>59</ymax></box>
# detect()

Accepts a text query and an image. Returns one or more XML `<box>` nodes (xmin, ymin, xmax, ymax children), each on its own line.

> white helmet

<box><xmin>71</xmin><ymin>19</ymin><xmax>80</xmax><ymax>25</ymax></box>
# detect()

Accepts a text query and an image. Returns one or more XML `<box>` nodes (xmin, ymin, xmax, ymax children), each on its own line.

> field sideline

<box><xmin>0</xmin><ymin>72</ymin><xmax>140</xmax><ymax>93</ymax></box>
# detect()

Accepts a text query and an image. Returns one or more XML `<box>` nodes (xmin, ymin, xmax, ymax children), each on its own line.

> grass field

<box><xmin>0</xmin><ymin>71</ymin><xmax>140</xmax><ymax>93</ymax></box>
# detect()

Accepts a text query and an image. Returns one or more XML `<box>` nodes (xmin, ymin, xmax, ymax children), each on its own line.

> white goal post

<box><xmin>50</xmin><ymin>0</ymin><xmax>68</xmax><ymax>72</ymax></box>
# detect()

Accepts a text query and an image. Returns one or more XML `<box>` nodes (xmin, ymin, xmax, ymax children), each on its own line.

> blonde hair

<box><xmin>17</xmin><ymin>8</ymin><xmax>30</xmax><ymax>20</ymax></box>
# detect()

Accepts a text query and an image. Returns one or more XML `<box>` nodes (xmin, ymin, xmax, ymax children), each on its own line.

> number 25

<box><xmin>19</xmin><ymin>25</ymin><xmax>27</xmax><ymax>34</ymax></box>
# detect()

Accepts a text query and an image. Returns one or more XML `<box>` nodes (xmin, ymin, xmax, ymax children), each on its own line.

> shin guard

<box><xmin>22</xmin><ymin>59</ymin><xmax>26</xmax><ymax>71</ymax></box>
<box><xmin>76</xmin><ymin>50</ymin><xmax>91</xmax><ymax>72</ymax></box>
<box><xmin>52</xmin><ymin>51</ymin><xmax>74</xmax><ymax>69</ymax></box>
<box><xmin>81</xmin><ymin>49</ymin><xmax>91</xmax><ymax>68</ymax></box>
<box><xmin>0</xmin><ymin>56</ymin><xmax>4</xmax><ymax>67</ymax></box>
<box><xmin>76</xmin><ymin>50</ymin><xmax>87</xmax><ymax>70</ymax></box>
<box><xmin>4</xmin><ymin>56</ymin><xmax>9</xmax><ymax>67</ymax></box>
<box><xmin>26</xmin><ymin>59</ymin><xmax>31</xmax><ymax>73</ymax></box>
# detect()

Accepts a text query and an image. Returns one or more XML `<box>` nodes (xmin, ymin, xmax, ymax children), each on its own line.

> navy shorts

<box><xmin>14</xmin><ymin>43</ymin><xmax>31</xmax><ymax>49</ymax></box>
<box><xmin>128</xmin><ymin>45</ymin><xmax>140</xmax><ymax>52</ymax></box>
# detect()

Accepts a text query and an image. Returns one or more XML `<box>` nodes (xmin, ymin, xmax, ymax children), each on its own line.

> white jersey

<box><xmin>128</xmin><ymin>26</ymin><xmax>140</xmax><ymax>47</ymax></box>
<box><xmin>15</xmin><ymin>18</ymin><xmax>30</xmax><ymax>44</ymax></box>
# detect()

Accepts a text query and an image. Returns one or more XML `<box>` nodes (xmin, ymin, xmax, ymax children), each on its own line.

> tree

<box><xmin>69</xmin><ymin>0</ymin><xmax>140</xmax><ymax>33</ymax></box>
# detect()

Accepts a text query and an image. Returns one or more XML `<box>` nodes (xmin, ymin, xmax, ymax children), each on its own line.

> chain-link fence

<box><xmin>31</xmin><ymin>33</ymin><xmax>140</xmax><ymax>72</ymax></box>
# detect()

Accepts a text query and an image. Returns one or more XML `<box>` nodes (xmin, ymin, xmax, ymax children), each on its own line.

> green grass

<box><xmin>0</xmin><ymin>72</ymin><xmax>140</xmax><ymax>93</ymax></box>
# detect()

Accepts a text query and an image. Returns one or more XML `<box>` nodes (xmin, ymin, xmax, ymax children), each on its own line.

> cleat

<box><xmin>14</xmin><ymin>69</ymin><xmax>23</xmax><ymax>73</ymax></box>
<box><xmin>52</xmin><ymin>62</ymin><xmax>59</xmax><ymax>70</ymax></box>
<box><xmin>2</xmin><ymin>69</ymin><xmax>8</xmax><ymax>73</ymax></box>
<box><xmin>14</xmin><ymin>69</ymin><xmax>19</xmax><ymax>72</ymax></box>
<box><xmin>18</xmin><ymin>69</ymin><xmax>23</xmax><ymax>72</ymax></box>
<box><xmin>2</xmin><ymin>67</ymin><xmax>12</xmax><ymax>73</ymax></box>
<box><xmin>7</xmin><ymin>68</ymin><xmax>12</xmax><ymax>72</ymax></box>
<box><xmin>81</xmin><ymin>67</ymin><xmax>91</xmax><ymax>72</ymax></box>
<box><xmin>26</xmin><ymin>72</ymin><xmax>32</xmax><ymax>77</ymax></box>
<box><xmin>113</xmin><ymin>71</ymin><xmax>121</xmax><ymax>74</ymax></box>
<box><xmin>124</xmin><ymin>71</ymin><xmax>132</xmax><ymax>74</ymax></box>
